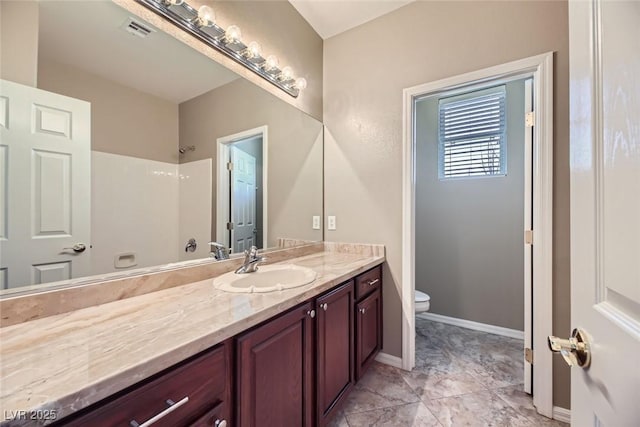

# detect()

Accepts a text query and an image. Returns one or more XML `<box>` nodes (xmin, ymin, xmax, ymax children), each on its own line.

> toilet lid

<box><xmin>415</xmin><ymin>290</ymin><xmax>430</xmax><ymax>302</ymax></box>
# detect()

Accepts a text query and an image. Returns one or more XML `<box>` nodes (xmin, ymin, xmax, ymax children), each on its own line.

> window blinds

<box><xmin>438</xmin><ymin>86</ymin><xmax>507</xmax><ymax>179</ymax></box>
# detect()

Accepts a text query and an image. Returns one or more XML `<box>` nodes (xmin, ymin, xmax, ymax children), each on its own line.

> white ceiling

<box><xmin>38</xmin><ymin>1</ymin><xmax>239</xmax><ymax>104</ymax></box>
<box><xmin>288</xmin><ymin>0</ymin><xmax>415</xmax><ymax>39</ymax></box>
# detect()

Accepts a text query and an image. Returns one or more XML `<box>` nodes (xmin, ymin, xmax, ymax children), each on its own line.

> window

<box><xmin>438</xmin><ymin>85</ymin><xmax>506</xmax><ymax>179</ymax></box>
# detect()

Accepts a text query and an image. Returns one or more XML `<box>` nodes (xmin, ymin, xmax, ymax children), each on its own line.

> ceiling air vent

<box><xmin>121</xmin><ymin>17</ymin><xmax>155</xmax><ymax>39</ymax></box>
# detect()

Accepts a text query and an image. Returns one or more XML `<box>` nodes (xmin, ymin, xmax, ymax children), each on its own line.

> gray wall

<box><xmin>233</xmin><ymin>136</ymin><xmax>264</xmax><ymax>249</ymax></box>
<box><xmin>323</xmin><ymin>0</ymin><xmax>570</xmax><ymax>408</ymax></box>
<box><xmin>38</xmin><ymin>58</ymin><xmax>179</xmax><ymax>164</ymax></box>
<box><xmin>0</xmin><ymin>1</ymin><xmax>39</xmax><ymax>87</ymax></box>
<box><xmin>179</xmin><ymin>77</ymin><xmax>323</xmax><ymax>248</ymax></box>
<box><xmin>416</xmin><ymin>81</ymin><xmax>525</xmax><ymax>330</ymax></box>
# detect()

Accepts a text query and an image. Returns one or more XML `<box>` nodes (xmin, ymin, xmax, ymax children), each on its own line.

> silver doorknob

<box><xmin>63</xmin><ymin>243</ymin><xmax>86</xmax><ymax>253</ymax></box>
<box><xmin>359</xmin><ymin>308</ymin><xmax>366</xmax><ymax>314</ymax></box>
<box><xmin>307</xmin><ymin>309</ymin><xmax>316</xmax><ymax>318</ymax></box>
<box><xmin>320</xmin><ymin>303</ymin><xmax>328</xmax><ymax>311</ymax></box>
<box><xmin>548</xmin><ymin>328</ymin><xmax>591</xmax><ymax>368</ymax></box>
<box><xmin>214</xmin><ymin>420</ymin><xmax>227</xmax><ymax>427</ymax></box>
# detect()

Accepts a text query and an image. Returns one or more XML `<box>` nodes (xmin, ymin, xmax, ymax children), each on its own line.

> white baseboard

<box><xmin>375</xmin><ymin>352</ymin><xmax>403</xmax><ymax>369</ymax></box>
<box><xmin>416</xmin><ymin>312</ymin><xmax>525</xmax><ymax>340</ymax></box>
<box><xmin>552</xmin><ymin>406</ymin><xmax>571</xmax><ymax>423</ymax></box>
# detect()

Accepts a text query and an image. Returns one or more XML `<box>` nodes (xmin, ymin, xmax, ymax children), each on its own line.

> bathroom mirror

<box><xmin>0</xmin><ymin>1</ymin><xmax>323</xmax><ymax>294</ymax></box>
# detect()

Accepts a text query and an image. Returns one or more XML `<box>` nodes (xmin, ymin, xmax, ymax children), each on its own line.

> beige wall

<box><xmin>116</xmin><ymin>0</ymin><xmax>323</xmax><ymax>121</ymax></box>
<box><xmin>38</xmin><ymin>58</ymin><xmax>179</xmax><ymax>163</ymax></box>
<box><xmin>416</xmin><ymin>81</ymin><xmax>526</xmax><ymax>331</ymax></box>
<box><xmin>179</xmin><ymin>77</ymin><xmax>323</xmax><ymax>248</ymax></box>
<box><xmin>323</xmin><ymin>1</ymin><xmax>570</xmax><ymax>408</ymax></box>
<box><xmin>0</xmin><ymin>1</ymin><xmax>39</xmax><ymax>86</ymax></box>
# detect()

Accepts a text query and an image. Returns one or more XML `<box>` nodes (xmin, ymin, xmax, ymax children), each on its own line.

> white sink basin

<box><xmin>213</xmin><ymin>264</ymin><xmax>317</xmax><ymax>293</ymax></box>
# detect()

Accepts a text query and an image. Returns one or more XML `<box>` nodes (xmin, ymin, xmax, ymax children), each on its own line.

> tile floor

<box><xmin>331</xmin><ymin>318</ymin><xmax>568</xmax><ymax>427</ymax></box>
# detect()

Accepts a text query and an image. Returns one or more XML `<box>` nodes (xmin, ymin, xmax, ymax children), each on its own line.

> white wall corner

<box><xmin>375</xmin><ymin>352</ymin><xmax>403</xmax><ymax>369</ymax></box>
<box><xmin>552</xmin><ymin>406</ymin><xmax>571</xmax><ymax>424</ymax></box>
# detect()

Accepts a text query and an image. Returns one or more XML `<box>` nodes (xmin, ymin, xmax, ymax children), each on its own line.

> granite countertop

<box><xmin>0</xmin><ymin>250</ymin><xmax>384</xmax><ymax>426</ymax></box>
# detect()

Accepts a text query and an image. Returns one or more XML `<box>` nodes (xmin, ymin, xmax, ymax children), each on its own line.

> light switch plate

<box><xmin>327</xmin><ymin>216</ymin><xmax>336</xmax><ymax>230</ymax></box>
<box><xmin>312</xmin><ymin>216</ymin><xmax>320</xmax><ymax>230</ymax></box>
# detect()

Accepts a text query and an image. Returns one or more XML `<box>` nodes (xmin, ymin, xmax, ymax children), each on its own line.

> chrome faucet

<box><xmin>209</xmin><ymin>242</ymin><xmax>229</xmax><ymax>260</ymax></box>
<box><xmin>235</xmin><ymin>246</ymin><xmax>266</xmax><ymax>274</ymax></box>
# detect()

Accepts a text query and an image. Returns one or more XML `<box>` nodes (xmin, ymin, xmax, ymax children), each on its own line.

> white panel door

<box><xmin>230</xmin><ymin>146</ymin><xmax>256</xmax><ymax>254</ymax></box>
<box><xmin>0</xmin><ymin>79</ymin><xmax>91</xmax><ymax>289</ymax></box>
<box><xmin>569</xmin><ymin>1</ymin><xmax>640</xmax><ymax>425</ymax></box>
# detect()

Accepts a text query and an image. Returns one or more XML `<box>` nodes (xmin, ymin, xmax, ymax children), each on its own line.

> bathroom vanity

<box><xmin>0</xmin><ymin>244</ymin><xmax>384</xmax><ymax>427</ymax></box>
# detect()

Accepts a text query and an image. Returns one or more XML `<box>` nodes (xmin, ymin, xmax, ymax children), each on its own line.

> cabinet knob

<box><xmin>321</xmin><ymin>303</ymin><xmax>328</xmax><ymax>311</ymax></box>
<box><xmin>307</xmin><ymin>309</ymin><xmax>316</xmax><ymax>318</ymax></box>
<box><xmin>214</xmin><ymin>420</ymin><xmax>227</xmax><ymax>427</ymax></box>
<box><xmin>359</xmin><ymin>308</ymin><xmax>366</xmax><ymax>314</ymax></box>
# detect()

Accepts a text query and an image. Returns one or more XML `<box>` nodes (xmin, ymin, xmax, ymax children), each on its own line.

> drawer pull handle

<box><xmin>129</xmin><ymin>396</ymin><xmax>189</xmax><ymax>427</ymax></box>
<box><xmin>321</xmin><ymin>303</ymin><xmax>328</xmax><ymax>311</ymax></box>
<box><xmin>214</xmin><ymin>420</ymin><xmax>228</xmax><ymax>427</ymax></box>
<box><xmin>360</xmin><ymin>308</ymin><xmax>366</xmax><ymax>314</ymax></box>
<box><xmin>368</xmin><ymin>279</ymin><xmax>380</xmax><ymax>286</ymax></box>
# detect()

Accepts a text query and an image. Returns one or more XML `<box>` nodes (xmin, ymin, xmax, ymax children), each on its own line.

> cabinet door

<box><xmin>355</xmin><ymin>289</ymin><xmax>382</xmax><ymax>380</ymax></box>
<box><xmin>317</xmin><ymin>280</ymin><xmax>354</xmax><ymax>425</ymax></box>
<box><xmin>236</xmin><ymin>302</ymin><xmax>315</xmax><ymax>427</ymax></box>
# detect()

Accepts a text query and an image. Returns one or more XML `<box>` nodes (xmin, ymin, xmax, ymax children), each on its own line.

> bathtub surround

<box><xmin>323</xmin><ymin>0</ymin><xmax>570</xmax><ymax>408</ymax></box>
<box><xmin>0</xmin><ymin>243</ymin><xmax>384</xmax><ymax>424</ymax></box>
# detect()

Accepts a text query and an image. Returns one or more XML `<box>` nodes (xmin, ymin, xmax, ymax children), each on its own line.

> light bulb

<box><xmin>226</xmin><ymin>25</ymin><xmax>242</xmax><ymax>43</ymax></box>
<box><xmin>247</xmin><ymin>41</ymin><xmax>262</xmax><ymax>58</ymax></box>
<box><xmin>264</xmin><ymin>55</ymin><xmax>279</xmax><ymax>71</ymax></box>
<box><xmin>280</xmin><ymin>66</ymin><xmax>294</xmax><ymax>81</ymax></box>
<box><xmin>164</xmin><ymin>0</ymin><xmax>184</xmax><ymax>5</ymax></box>
<box><xmin>197</xmin><ymin>5</ymin><xmax>215</xmax><ymax>27</ymax></box>
<box><xmin>294</xmin><ymin>77</ymin><xmax>307</xmax><ymax>90</ymax></box>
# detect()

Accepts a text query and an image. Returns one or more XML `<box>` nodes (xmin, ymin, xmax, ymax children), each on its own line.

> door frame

<box><xmin>216</xmin><ymin>125</ymin><xmax>268</xmax><ymax>252</ymax></box>
<box><xmin>401</xmin><ymin>52</ymin><xmax>554</xmax><ymax>416</ymax></box>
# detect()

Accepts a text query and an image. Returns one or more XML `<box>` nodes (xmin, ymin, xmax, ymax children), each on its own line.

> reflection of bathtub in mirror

<box><xmin>0</xmin><ymin>0</ymin><xmax>323</xmax><ymax>294</ymax></box>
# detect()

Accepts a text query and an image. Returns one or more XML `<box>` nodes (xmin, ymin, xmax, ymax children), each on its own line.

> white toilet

<box><xmin>415</xmin><ymin>290</ymin><xmax>431</xmax><ymax>313</ymax></box>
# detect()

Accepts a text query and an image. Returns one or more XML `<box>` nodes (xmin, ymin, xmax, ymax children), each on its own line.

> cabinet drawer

<box><xmin>355</xmin><ymin>265</ymin><xmax>381</xmax><ymax>300</ymax></box>
<box><xmin>61</xmin><ymin>344</ymin><xmax>229</xmax><ymax>427</ymax></box>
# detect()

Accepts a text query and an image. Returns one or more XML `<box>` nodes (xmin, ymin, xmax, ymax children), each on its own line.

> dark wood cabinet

<box><xmin>58</xmin><ymin>342</ymin><xmax>232</xmax><ymax>427</ymax></box>
<box><xmin>316</xmin><ymin>280</ymin><xmax>354</xmax><ymax>426</ymax></box>
<box><xmin>54</xmin><ymin>263</ymin><xmax>384</xmax><ymax>427</ymax></box>
<box><xmin>235</xmin><ymin>301</ymin><xmax>315</xmax><ymax>427</ymax></box>
<box><xmin>355</xmin><ymin>274</ymin><xmax>382</xmax><ymax>381</ymax></box>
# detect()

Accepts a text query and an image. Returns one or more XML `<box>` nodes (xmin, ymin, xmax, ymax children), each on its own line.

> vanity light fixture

<box><xmin>136</xmin><ymin>0</ymin><xmax>306</xmax><ymax>97</ymax></box>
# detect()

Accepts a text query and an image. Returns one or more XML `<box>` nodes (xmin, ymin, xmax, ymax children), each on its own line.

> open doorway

<box><xmin>216</xmin><ymin>126</ymin><xmax>268</xmax><ymax>253</ymax></box>
<box><xmin>402</xmin><ymin>53</ymin><xmax>555</xmax><ymax>417</ymax></box>
<box><xmin>413</xmin><ymin>77</ymin><xmax>533</xmax><ymax>387</ymax></box>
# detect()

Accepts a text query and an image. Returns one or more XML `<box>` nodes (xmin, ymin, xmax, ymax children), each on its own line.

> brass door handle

<box><xmin>548</xmin><ymin>328</ymin><xmax>591</xmax><ymax>368</ymax></box>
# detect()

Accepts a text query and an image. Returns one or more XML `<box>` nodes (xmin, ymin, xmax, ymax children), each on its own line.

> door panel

<box><xmin>31</xmin><ymin>261</ymin><xmax>71</xmax><ymax>284</ymax></box>
<box><xmin>230</xmin><ymin>146</ymin><xmax>256</xmax><ymax>253</ymax></box>
<box><xmin>356</xmin><ymin>289</ymin><xmax>382</xmax><ymax>380</ymax></box>
<box><xmin>32</xmin><ymin>150</ymin><xmax>71</xmax><ymax>236</ymax></box>
<box><xmin>0</xmin><ymin>144</ymin><xmax>7</xmax><ymax>239</ymax></box>
<box><xmin>0</xmin><ymin>79</ymin><xmax>91</xmax><ymax>289</ymax></box>
<box><xmin>569</xmin><ymin>1</ymin><xmax>640</xmax><ymax>425</ymax></box>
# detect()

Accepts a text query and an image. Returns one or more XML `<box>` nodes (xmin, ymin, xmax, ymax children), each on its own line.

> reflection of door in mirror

<box><xmin>0</xmin><ymin>80</ymin><xmax>91</xmax><ymax>289</ymax></box>
<box><xmin>217</xmin><ymin>129</ymin><xmax>266</xmax><ymax>253</ymax></box>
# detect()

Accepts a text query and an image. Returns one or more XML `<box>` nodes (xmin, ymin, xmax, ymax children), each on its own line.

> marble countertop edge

<box><xmin>0</xmin><ymin>251</ymin><xmax>384</xmax><ymax>426</ymax></box>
